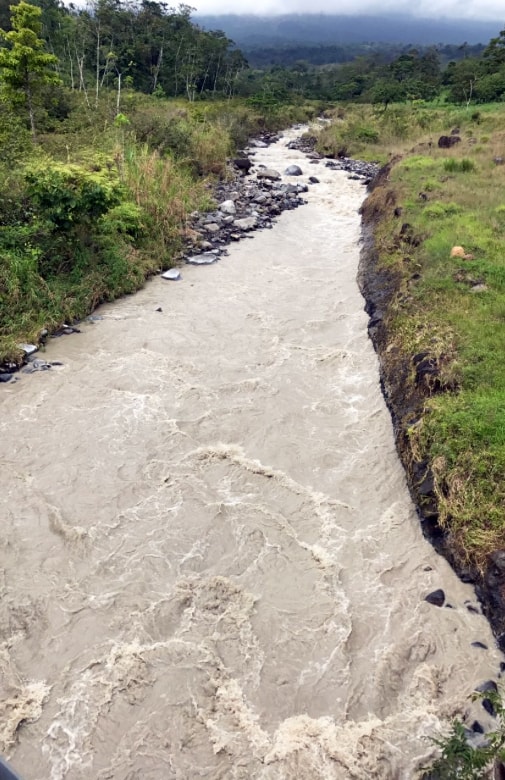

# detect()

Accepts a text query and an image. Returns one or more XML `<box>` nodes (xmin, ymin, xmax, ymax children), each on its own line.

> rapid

<box><xmin>0</xmin><ymin>129</ymin><xmax>502</xmax><ymax>779</ymax></box>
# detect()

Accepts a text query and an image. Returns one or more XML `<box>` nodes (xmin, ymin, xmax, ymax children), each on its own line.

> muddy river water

<box><xmin>1</xmin><ymin>130</ymin><xmax>502</xmax><ymax>779</ymax></box>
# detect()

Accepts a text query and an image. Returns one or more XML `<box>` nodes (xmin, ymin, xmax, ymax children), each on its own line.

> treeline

<box><xmin>0</xmin><ymin>0</ymin><xmax>247</xmax><ymax>102</ymax></box>
<box><xmin>1</xmin><ymin>0</ymin><xmax>505</xmax><ymax>111</ymax></box>
<box><xmin>242</xmin><ymin>41</ymin><xmax>485</xmax><ymax>69</ymax></box>
<box><xmin>241</xmin><ymin>36</ymin><xmax>505</xmax><ymax>106</ymax></box>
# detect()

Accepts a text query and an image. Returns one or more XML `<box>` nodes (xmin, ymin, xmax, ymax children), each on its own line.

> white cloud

<box><xmin>191</xmin><ymin>0</ymin><xmax>504</xmax><ymax>21</ymax></box>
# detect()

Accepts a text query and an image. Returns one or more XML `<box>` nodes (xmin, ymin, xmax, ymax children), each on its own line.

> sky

<box><xmin>192</xmin><ymin>0</ymin><xmax>503</xmax><ymax>21</ymax></box>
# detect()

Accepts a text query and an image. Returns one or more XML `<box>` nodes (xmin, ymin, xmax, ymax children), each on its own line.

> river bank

<box><xmin>358</xmin><ymin>142</ymin><xmax>505</xmax><ymax>652</ymax></box>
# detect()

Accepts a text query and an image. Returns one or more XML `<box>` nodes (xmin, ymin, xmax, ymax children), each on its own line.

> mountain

<box><xmin>194</xmin><ymin>13</ymin><xmax>502</xmax><ymax>47</ymax></box>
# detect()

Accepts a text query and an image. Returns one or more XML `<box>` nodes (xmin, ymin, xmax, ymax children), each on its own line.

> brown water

<box><xmin>0</xmin><ymin>129</ymin><xmax>501</xmax><ymax>779</ymax></box>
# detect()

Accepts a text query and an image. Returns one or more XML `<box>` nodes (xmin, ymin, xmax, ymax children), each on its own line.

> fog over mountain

<box><xmin>194</xmin><ymin>12</ymin><xmax>502</xmax><ymax>46</ymax></box>
<box><xmin>192</xmin><ymin>0</ymin><xmax>503</xmax><ymax>20</ymax></box>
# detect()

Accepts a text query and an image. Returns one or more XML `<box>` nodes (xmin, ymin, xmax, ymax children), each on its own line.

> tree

<box><xmin>0</xmin><ymin>2</ymin><xmax>61</xmax><ymax>139</ymax></box>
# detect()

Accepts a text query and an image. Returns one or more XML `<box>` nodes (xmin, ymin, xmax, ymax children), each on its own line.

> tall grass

<box><xmin>121</xmin><ymin>144</ymin><xmax>211</xmax><ymax>265</ymax></box>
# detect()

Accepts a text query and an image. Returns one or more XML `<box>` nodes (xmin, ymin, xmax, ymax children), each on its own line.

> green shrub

<box><xmin>443</xmin><ymin>158</ymin><xmax>476</xmax><ymax>173</ymax></box>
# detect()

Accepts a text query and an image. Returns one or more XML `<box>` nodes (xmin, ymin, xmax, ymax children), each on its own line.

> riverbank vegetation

<box><xmin>0</xmin><ymin>1</ymin><xmax>319</xmax><ymax>363</ymax></box>
<box><xmin>333</xmin><ymin>101</ymin><xmax>505</xmax><ymax>571</ymax></box>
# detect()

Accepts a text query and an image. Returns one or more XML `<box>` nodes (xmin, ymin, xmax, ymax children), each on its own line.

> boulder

<box><xmin>425</xmin><ymin>589</ymin><xmax>445</xmax><ymax>607</ymax></box>
<box><xmin>161</xmin><ymin>268</ymin><xmax>181</xmax><ymax>281</ymax></box>
<box><xmin>284</xmin><ymin>164</ymin><xmax>303</xmax><ymax>176</ymax></box>
<box><xmin>438</xmin><ymin>135</ymin><xmax>461</xmax><ymax>148</ymax></box>
<box><xmin>219</xmin><ymin>199</ymin><xmax>236</xmax><ymax>215</ymax></box>
<box><xmin>233</xmin><ymin>158</ymin><xmax>253</xmax><ymax>174</ymax></box>
<box><xmin>256</xmin><ymin>169</ymin><xmax>281</xmax><ymax>181</ymax></box>
<box><xmin>204</xmin><ymin>223</ymin><xmax>221</xmax><ymax>234</ymax></box>
<box><xmin>450</xmin><ymin>245</ymin><xmax>466</xmax><ymax>258</ymax></box>
<box><xmin>234</xmin><ymin>217</ymin><xmax>257</xmax><ymax>231</ymax></box>
<box><xmin>19</xmin><ymin>343</ymin><xmax>38</xmax><ymax>357</ymax></box>
<box><xmin>186</xmin><ymin>252</ymin><xmax>219</xmax><ymax>265</ymax></box>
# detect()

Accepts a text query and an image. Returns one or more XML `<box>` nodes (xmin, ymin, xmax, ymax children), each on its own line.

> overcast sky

<box><xmin>192</xmin><ymin>0</ymin><xmax>503</xmax><ymax>21</ymax></box>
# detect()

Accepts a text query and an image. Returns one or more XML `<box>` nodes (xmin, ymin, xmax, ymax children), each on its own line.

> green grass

<box><xmin>348</xmin><ymin>101</ymin><xmax>505</xmax><ymax>567</ymax></box>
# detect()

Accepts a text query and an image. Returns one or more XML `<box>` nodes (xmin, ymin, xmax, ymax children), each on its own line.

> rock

<box><xmin>251</xmin><ymin>139</ymin><xmax>268</xmax><ymax>148</ymax></box>
<box><xmin>309</xmin><ymin>176</ymin><xmax>320</xmax><ymax>184</ymax></box>
<box><xmin>450</xmin><ymin>245</ymin><xmax>466</xmax><ymax>258</ymax></box>
<box><xmin>494</xmin><ymin>157</ymin><xmax>505</xmax><ymax>165</ymax></box>
<box><xmin>438</xmin><ymin>135</ymin><xmax>461</xmax><ymax>148</ymax></box>
<box><xmin>476</xmin><ymin>680</ymin><xmax>498</xmax><ymax>694</ymax></box>
<box><xmin>483</xmin><ymin>698</ymin><xmax>496</xmax><ymax>716</ymax></box>
<box><xmin>233</xmin><ymin>158</ymin><xmax>253</xmax><ymax>174</ymax></box>
<box><xmin>199</xmin><ymin>240</ymin><xmax>214</xmax><ymax>251</ymax></box>
<box><xmin>0</xmin><ymin>373</ymin><xmax>13</xmax><ymax>383</ymax></box>
<box><xmin>256</xmin><ymin>169</ymin><xmax>281</xmax><ymax>181</ymax></box>
<box><xmin>425</xmin><ymin>589</ymin><xmax>445</xmax><ymax>607</ymax></box>
<box><xmin>23</xmin><ymin>359</ymin><xmax>51</xmax><ymax>374</ymax></box>
<box><xmin>204</xmin><ymin>223</ymin><xmax>221</xmax><ymax>234</ymax></box>
<box><xmin>186</xmin><ymin>252</ymin><xmax>219</xmax><ymax>265</ymax></box>
<box><xmin>234</xmin><ymin>217</ymin><xmax>257</xmax><ymax>231</ymax></box>
<box><xmin>156</xmin><ymin>307</ymin><xmax>163</xmax><ymax>312</ymax></box>
<box><xmin>161</xmin><ymin>268</ymin><xmax>181</xmax><ymax>281</ymax></box>
<box><xmin>219</xmin><ymin>200</ymin><xmax>236</xmax><ymax>215</ymax></box>
<box><xmin>18</xmin><ymin>343</ymin><xmax>38</xmax><ymax>357</ymax></box>
<box><xmin>284</xmin><ymin>165</ymin><xmax>303</xmax><ymax>176</ymax></box>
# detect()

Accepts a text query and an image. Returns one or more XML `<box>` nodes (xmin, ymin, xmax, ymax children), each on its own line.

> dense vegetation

<box><xmin>0</xmin><ymin>0</ymin><xmax>320</xmax><ymax>361</ymax></box>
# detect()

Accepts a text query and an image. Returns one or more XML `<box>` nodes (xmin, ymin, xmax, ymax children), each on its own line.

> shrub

<box><xmin>443</xmin><ymin>158</ymin><xmax>476</xmax><ymax>173</ymax></box>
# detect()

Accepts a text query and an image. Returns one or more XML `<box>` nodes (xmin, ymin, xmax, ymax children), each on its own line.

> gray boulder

<box><xmin>234</xmin><ymin>217</ymin><xmax>257</xmax><ymax>231</ymax></box>
<box><xmin>284</xmin><ymin>165</ymin><xmax>303</xmax><ymax>176</ymax></box>
<box><xmin>256</xmin><ymin>169</ymin><xmax>281</xmax><ymax>181</ymax></box>
<box><xmin>161</xmin><ymin>268</ymin><xmax>181</xmax><ymax>281</ymax></box>
<box><xmin>219</xmin><ymin>200</ymin><xmax>236</xmax><ymax>215</ymax></box>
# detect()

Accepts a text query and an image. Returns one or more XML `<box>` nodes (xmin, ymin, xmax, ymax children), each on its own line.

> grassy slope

<box><xmin>320</xmin><ymin>103</ymin><xmax>505</xmax><ymax>570</ymax></box>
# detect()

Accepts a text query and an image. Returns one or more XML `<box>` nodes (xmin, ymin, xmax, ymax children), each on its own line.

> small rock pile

<box><xmin>286</xmin><ymin>135</ymin><xmax>379</xmax><ymax>183</ymax></box>
<box><xmin>181</xmin><ymin>173</ymin><xmax>308</xmax><ymax>263</ymax></box>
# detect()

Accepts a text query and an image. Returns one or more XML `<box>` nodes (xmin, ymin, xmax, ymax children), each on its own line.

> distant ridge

<box><xmin>194</xmin><ymin>13</ymin><xmax>503</xmax><ymax>46</ymax></box>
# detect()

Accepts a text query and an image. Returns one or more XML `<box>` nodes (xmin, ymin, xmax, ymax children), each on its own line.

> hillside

<box><xmin>194</xmin><ymin>12</ymin><xmax>501</xmax><ymax>47</ymax></box>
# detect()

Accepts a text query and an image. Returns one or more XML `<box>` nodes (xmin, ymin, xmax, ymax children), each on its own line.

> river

<box><xmin>0</xmin><ymin>129</ymin><xmax>502</xmax><ymax>779</ymax></box>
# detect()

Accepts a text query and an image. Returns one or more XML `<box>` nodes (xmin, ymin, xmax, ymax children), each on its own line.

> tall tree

<box><xmin>0</xmin><ymin>1</ymin><xmax>61</xmax><ymax>139</ymax></box>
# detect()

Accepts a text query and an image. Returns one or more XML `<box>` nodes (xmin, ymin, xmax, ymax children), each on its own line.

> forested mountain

<box><xmin>195</xmin><ymin>13</ymin><xmax>501</xmax><ymax>47</ymax></box>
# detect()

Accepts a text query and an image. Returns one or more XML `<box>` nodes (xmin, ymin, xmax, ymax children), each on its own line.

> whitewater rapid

<box><xmin>0</xmin><ymin>128</ymin><xmax>502</xmax><ymax>779</ymax></box>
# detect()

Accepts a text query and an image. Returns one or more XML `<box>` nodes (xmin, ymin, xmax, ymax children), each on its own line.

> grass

<box><xmin>347</xmin><ymin>101</ymin><xmax>505</xmax><ymax>568</ymax></box>
<box><xmin>0</xmin><ymin>92</ymin><xmax>321</xmax><ymax>364</ymax></box>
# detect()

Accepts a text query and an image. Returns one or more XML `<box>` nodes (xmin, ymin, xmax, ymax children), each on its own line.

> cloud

<box><xmin>192</xmin><ymin>0</ymin><xmax>504</xmax><ymax>20</ymax></box>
